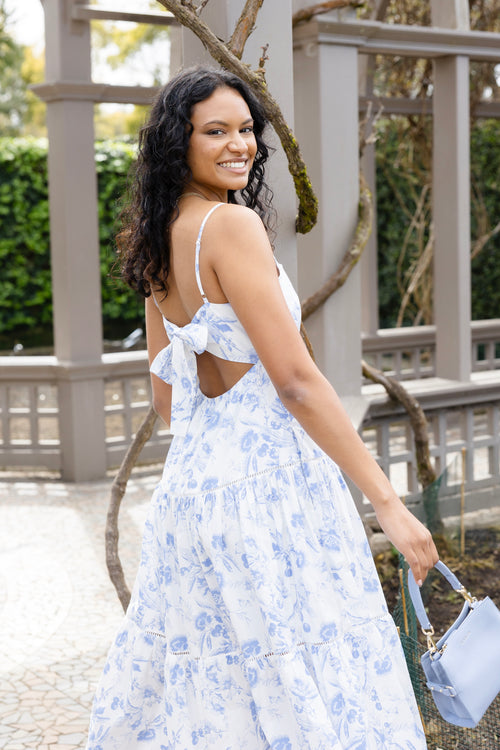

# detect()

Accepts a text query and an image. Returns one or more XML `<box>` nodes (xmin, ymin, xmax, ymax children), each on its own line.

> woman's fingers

<box><xmin>375</xmin><ymin>501</ymin><xmax>440</xmax><ymax>585</ymax></box>
<box><xmin>406</xmin><ymin>531</ymin><xmax>439</xmax><ymax>586</ymax></box>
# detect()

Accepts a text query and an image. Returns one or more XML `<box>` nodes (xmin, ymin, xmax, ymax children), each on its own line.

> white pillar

<box><xmin>293</xmin><ymin>11</ymin><xmax>365</xmax><ymax>422</ymax></box>
<box><xmin>39</xmin><ymin>0</ymin><xmax>106</xmax><ymax>480</ymax></box>
<box><xmin>431</xmin><ymin>0</ymin><xmax>471</xmax><ymax>381</ymax></box>
<box><xmin>181</xmin><ymin>0</ymin><xmax>298</xmax><ymax>281</ymax></box>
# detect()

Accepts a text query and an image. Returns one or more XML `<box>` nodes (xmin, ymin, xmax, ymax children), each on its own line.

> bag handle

<box><xmin>408</xmin><ymin>561</ymin><xmax>477</xmax><ymax>653</ymax></box>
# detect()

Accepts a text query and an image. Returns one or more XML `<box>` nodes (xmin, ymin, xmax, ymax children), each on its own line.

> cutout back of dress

<box><xmin>150</xmin><ymin>203</ymin><xmax>301</xmax><ymax>435</ymax></box>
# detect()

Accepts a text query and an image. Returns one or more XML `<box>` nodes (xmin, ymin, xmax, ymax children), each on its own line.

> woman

<box><xmin>87</xmin><ymin>66</ymin><xmax>438</xmax><ymax>749</ymax></box>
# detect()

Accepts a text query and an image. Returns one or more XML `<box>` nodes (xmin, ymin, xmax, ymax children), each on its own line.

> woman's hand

<box><xmin>374</xmin><ymin>499</ymin><xmax>439</xmax><ymax>586</ymax></box>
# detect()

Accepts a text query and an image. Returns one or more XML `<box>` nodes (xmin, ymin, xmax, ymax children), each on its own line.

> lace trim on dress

<box><xmin>143</xmin><ymin>621</ymin><xmax>393</xmax><ymax>660</ymax></box>
<box><xmin>158</xmin><ymin>455</ymin><xmax>326</xmax><ymax>498</ymax></box>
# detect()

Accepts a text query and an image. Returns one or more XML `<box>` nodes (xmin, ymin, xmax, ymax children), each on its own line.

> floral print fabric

<box><xmin>86</xmin><ymin>206</ymin><xmax>426</xmax><ymax>749</ymax></box>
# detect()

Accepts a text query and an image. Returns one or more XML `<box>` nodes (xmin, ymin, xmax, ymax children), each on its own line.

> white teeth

<box><xmin>219</xmin><ymin>161</ymin><xmax>246</xmax><ymax>168</ymax></box>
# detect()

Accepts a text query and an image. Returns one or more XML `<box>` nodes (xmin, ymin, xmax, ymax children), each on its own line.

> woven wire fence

<box><xmin>393</xmin><ymin>559</ymin><xmax>500</xmax><ymax>749</ymax></box>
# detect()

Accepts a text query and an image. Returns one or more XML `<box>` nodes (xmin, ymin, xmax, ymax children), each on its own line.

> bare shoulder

<box><xmin>207</xmin><ymin>204</ymin><xmax>271</xmax><ymax>262</ymax></box>
<box><xmin>212</xmin><ymin>203</ymin><xmax>266</xmax><ymax>233</ymax></box>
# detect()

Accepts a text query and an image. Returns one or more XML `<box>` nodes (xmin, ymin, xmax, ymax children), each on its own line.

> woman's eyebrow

<box><xmin>202</xmin><ymin>117</ymin><xmax>254</xmax><ymax>127</ymax></box>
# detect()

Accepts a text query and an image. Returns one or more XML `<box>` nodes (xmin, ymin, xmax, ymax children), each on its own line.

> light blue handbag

<box><xmin>408</xmin><ymin>560</ymin><xmax>500</xmax><ymax>728</ymax></box>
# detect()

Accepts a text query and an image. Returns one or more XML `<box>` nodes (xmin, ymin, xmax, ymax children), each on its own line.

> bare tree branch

<box><xmin>396</xmin><ymin>222</ymin><xmax>434</xmax><ymax>328</ymax></box>
<box><xmin>300</xmin><ymin>321</ymin><xmax>316</xmax><ymax>360</ymax></box>
<box><xmin>374</xmin><ymin>0</ymin><xmax>390</xmax><ymax>21</ymax></box>
<box><xmin>196</xmin><ymin>0</ymin><xmax>211</xmax><ymax>14</ymax></box>
<box><xmin>157</xmin><ymin>0</ymin><xmax>318</xmax><ymax>233</ymax></box>
<box><xmin>301</xmin><ymin>173</ymin><xmax>373</xmax><ymax>321</ymax></box>
<box><xmin>293</xmin><ymin>0</ymin><xmax>364</xmax><ymax>27</ymax></box>
<box><xmin>258</xmin><ymin>43</ymin><xmax>269</xmax><ymax>73</ymax></box>
<box><xmin>362</xmin><ymin>360</ymin><xmax>444</xmax><ymax>535</ymax></box>
<box><xmin>106</xmin><ymin>405</ymin><xmax>158</xmax><ymax>612</ymax></box>
<box><xmin>358</xmin><ymin>100</ymin><xmax>384</xmax><ymax>158</ymax></box>
<box><xmin>471</xmin><ymin>219</ymin><xmax>500</xmax><ymax>261</ymax></box>
<box><xmin>229</xmin><ymin>0</ymin><xmax>265</xmax><ymax>59</ymax></box>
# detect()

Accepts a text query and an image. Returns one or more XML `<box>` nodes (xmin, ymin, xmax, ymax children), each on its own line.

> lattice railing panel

<box><xmin>363</xmin><ymin>321</ymin><xmax>500</xmax><ymax>382</ymax></box>
<box><xmin>362</xmin><ymin>400</ymin><xmax>500</xmax><ymax>505</ymax></box>
<box><xmin>0</xmin><ymin>381</ymin><xmax>60</xmax><ymax>469</ymax></box>
<box><xmin>103</xmin><ymin>373</ymin><xmax>171</xmax><ymax>469</ymax></box>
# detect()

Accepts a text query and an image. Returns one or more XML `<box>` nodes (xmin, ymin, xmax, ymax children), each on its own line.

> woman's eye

<box><xmin>241</xmin><ymin>127</ymin><xmax>254</xmax><ymax>134</ymax></box>
<box><xmin>207</xmin><ymin>129</ymin><xmax>224</xmax><ymax>136</ymax></box>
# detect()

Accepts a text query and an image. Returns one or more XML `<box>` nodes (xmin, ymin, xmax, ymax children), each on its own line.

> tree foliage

<box><xmin>91</xmin><ymin>1</ymin><xmax>171</xmax><ymax>139</ymax></box>
<box><xmin>20</xmin><ymin>44</ymin><xmax>46</xmax><ymax>138</ymax></box>
<box><xmin>0</xmin><ymin>1</ymin><xmax>27</xmax><ymax>135</ymax></box>
<box><xmin>1</xmin><ymin>0</ymin><xmax>171</xmax><ymax>140</ymax></box>
<box><xmin>92</xmin><ymin>15</ymin><xmax>170</xmax><ymax>86</ymax></box>
<box><xmin>0</xmin><ymin>138</ymin><xmax>144</xmax><ymax>351</ymax></box>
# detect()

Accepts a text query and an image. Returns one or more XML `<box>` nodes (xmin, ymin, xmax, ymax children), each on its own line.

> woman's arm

<box><xmin>208</xmin><ymin>205</ymin><xmax>439</xmax><ymax>585</ymax></box>
<box><xmin>145</xmin><ymin>296</ymin><xmax>172</xmax><ymax>426</ymax></box>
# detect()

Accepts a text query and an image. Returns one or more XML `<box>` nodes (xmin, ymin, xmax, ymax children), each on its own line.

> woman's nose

<box><xmin>228</xmin><ymin>132</ymin><xmax>247</xmax><ymax>151</ymax></box>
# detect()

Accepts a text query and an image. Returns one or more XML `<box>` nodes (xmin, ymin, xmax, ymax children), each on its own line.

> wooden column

<box><xmin>293</xmin><ymin>10</ymin><xmax>365</xmax><ymax>424</ymax></box>
<box><xmin>37</xmin><ymin>0</ymin><xmax>106</xmax><ymax>480</ymax></box>
<box><xmin>431</xmin><ymin>0</ymin><xmax>471</xmax><ymax>381</ymax></box>
<box><xmin>181</xmin><ymin>0</ymin><xmax>298</xmax><ymax>281</ymax></box>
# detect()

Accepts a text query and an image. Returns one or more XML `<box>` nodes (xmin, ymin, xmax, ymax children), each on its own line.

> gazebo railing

<box><xmin>0</xmin><ymin>360</ymin><xmax>61</xmax><ymax>470</ymax></box>
<box><xmin>361</xmin><ymin>371</ymin><xmax>500</xmax><ymax>519</ymax></box>
<box><xmin>0</xmin><ymin>353</ymin><xmax>170</xmax><ymax>472</ymax></box>
<box><xmin>363</xmin><ymin>320</ymin><xmax>500</xmax><ymax>381</ymax></box>
<box><xmin>2</xmin><ymin>325</ymin><xmax>500</xmax><ymax>523</ymax></box>
<box><xmin>102</xmin><ymin>353</ymin><xmax>171</xmax><ymax>468</ymax></box>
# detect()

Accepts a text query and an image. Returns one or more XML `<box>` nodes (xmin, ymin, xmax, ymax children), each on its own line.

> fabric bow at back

<box><xmin>150</xmin><ymin>318</ymin><xmax>208</xmax><ymax>436</ymax></box>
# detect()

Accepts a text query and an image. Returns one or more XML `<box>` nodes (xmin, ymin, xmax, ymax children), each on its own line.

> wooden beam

<box><xmin>72</xmin><ymin>4</ymin><xmax>179</xmax><ymax>26</ymax></box>
<box><xmin>359</xmin><ymin>95</ymin><xmax>500</xmax><ymax>119</ymax></box>
<box><xmin>31</xmin><ymin>82</ymin><xmax>158</xmax><ymax>105</ymax></box>
<box><xmin>294</xmin><ymin>17</ymin><xmax>500</xmax><ymax>62</ymax></box>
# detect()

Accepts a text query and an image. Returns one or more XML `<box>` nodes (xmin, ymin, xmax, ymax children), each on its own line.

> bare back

<box><xmin>151</xmin><ymin>199</ymin><xmax>253</xmax><ymax>399</ymax></box>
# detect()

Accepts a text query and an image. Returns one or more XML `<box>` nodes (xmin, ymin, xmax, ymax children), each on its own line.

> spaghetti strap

<box><xmin>150</xmin><ymin>289</ymin><xmax>162</xmax><ymax>312</ymax></box>
<box><xmin>195</xmin><ymin>203</ymin><xmax>224</xmax><ymax>302</ymax></box>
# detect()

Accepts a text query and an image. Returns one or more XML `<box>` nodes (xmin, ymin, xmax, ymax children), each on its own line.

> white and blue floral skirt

<box><xmin>87</xmin><ymin>362</ymin><xmax>427</xmax><ymax>749</ymax></box>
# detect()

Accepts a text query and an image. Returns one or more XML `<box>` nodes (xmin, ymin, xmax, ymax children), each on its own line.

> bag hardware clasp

<box><xmin>456</xmin><ymin>585</ymin><xmax>477</xmax><ymax>606</ymax></box>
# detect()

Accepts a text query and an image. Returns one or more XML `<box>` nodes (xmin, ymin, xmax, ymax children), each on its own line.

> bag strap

<box><xmin>408</xmin><ymin>561</ymin><xmax>471</xmax><ymax>631</ymax></box>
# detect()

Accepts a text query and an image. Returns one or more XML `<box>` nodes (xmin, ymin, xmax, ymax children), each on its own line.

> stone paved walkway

<box><xmin>0</xmin><ymin>469</ymin><xmax>161</xmax><ymax>750</ymax></box>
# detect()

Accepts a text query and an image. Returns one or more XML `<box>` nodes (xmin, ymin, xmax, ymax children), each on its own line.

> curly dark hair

<box><xmin>118</xmin><ymin>65</ymin><xmax>274</xmax><ymax>297</ymax></box>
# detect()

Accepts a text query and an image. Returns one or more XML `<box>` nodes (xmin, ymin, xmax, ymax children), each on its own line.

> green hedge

<box><xmin>469</xmin><ymin>120</ymin><xmax>500</xmax><ymax>321</ymax></box>
<box><xmin>0</xmin><ymin>138</ymin><xmax>143</xmax><ymax>350</ymax></box>
<box><xmin>1</xmin><ymin>125</ymin><xmax>499</xmax><ymax>350</ymax></box>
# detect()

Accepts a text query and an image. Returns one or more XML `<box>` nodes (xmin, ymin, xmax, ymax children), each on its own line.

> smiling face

<box><xmin>185</xmin><ymin>86</ymin><xmax>258</xmax><ymax>201</ymax></box>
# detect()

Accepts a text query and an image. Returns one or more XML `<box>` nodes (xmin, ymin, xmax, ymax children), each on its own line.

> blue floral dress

<box><xmin>87</xmin><ymin>204</ymin><xmax>427</xmax><ymax>749</ymax></box>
